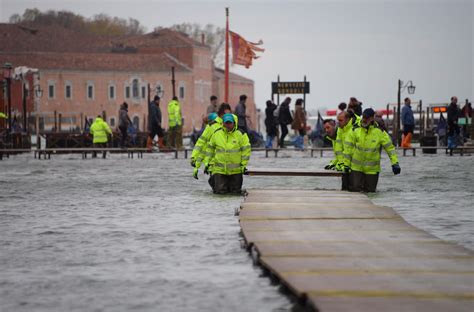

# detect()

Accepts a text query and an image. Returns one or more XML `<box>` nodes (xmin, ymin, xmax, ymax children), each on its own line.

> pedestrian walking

<box><xmin>291</xmin><ymin>98</ymin><xmax>306</xmax><ymax>149</ymax></box>
<box><xmin>235</xmin><ymin>94</ymin><xmax>249</xmax><ymax>134</ymax></box>
<box><xmin>447</xmin><ymin>96</ymin><xmax>461</xmax><ymax>148</ymax></box>
<box><xmin>118</xmin><ymin>102</ymin><xmax>132</xmax><ymax>148</ymax></box>
<box><xmin>401</xmin><ymin>97</ymin><xmax>415</xmax><ymax>148</ymax></box>
<box><xmin>278</xmin><ymin>97</ymin><xmax>293</xmax><ymax>148</ymax></box>
<box><xmin>90</xmin><ymin>115</ymin><xmax>112</xmax><ymax>159</ymax></box>
<box><xmin>264</xmin><ymin>100</ymin><xmax>278</xmax><ymax>149</ymax></box>
<box><xmin>167</xmin><ymin>96</ymin><xmax>183</xmax><ymax>149</ymax></box>
<box><xmin>461</xmin><ymin>101</ymin><xmax>472</xmax><ymax>139</ymax></box>
<box><xmin>343</xmin><ymin>108</ymin><xmax>400</xmax><ymax>192</ymax></box>
<box><xmin>147</xmin><ymin>96</ymin><xmax>164</xmax><ymax>150</ymax></box>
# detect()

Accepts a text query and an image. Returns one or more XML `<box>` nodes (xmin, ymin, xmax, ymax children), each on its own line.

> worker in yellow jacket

<box><xmin>343</xmin><ymin>108</ymin><xmax>400</xmax><ymax>192</ymax></box>
<box><xmin>90</xmin><ymin>115</ymin><xmax>112</xmax><ymax>158</ymax></box>
<box><xmin>203</xmin><ymin>113</ymin><xmax>251</xmax><ymax>194</ymax></box>
<box><xmin>167</xmin><ymin>96</ymin><xmax>182</xmax><ymax>149</ymax></box>
<box><xmin>191</xmin><ymin>103</ymin><xmax>232</xmax><ymax>177</ymax></box>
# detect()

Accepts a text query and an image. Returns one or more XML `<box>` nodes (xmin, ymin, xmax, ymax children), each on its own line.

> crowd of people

<box><xmin>86</xmin><ymin>92</ymin><xmax>471</xmax><ymax>193</ymax></box>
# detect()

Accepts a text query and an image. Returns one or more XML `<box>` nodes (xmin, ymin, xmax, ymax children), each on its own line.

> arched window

<box><xmin>110</xmin><ymin>117</ymin><xmax>116</xmax><ymax>127</ymax></box>
<box><xmin>132</xmin><ymin>116</ymin><xmax>140</xmax><ymax>130</ymax></box>
<box><xmin>132</xmin><ymin>79</ymin><xmax>139</xmax><ymax>98</ymax></box>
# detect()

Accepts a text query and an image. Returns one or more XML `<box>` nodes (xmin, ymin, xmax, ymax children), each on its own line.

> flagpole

<box><xmin>225</xmin><ymin>7</ymin><xmax>229</xmax><ymax>103</ymax></box>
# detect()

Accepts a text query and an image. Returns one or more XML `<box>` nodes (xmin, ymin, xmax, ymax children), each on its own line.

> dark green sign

<box><xmin>272</xmin><ymin>81</ymin><xmax>310</xmax><ymax>94</ymax></box>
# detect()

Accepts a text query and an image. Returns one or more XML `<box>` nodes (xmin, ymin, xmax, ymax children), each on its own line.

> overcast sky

<box><xmin>1</xmin><ymin>0</ymin><xmax>472</xmax><ymax>113</ymax></box>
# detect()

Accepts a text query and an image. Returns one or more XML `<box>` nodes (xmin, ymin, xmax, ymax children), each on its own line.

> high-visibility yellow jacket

<box><xmin>0</xmin><ymin>112</ymin><xmax>7</xmax><ymax>119</ymax></box>
<box><xmin>191</xmin><ymin>117</ymin><xmax>223</xmax><ymax>168</ymax></box>
<box><xmin>332</xmin><ymin>118</ymin><xmax>355</xmax><ymax>170</ymax></box>
<box><xmin>168</xmin><ymin>99</ymin><xmax>182</xmax><ymax>127</ymax></box>
<box><xmin>204</xmin><ymin>115</ymin><xmax>251</xmax><ymax>175</ymax></box>
<box><xmin>90</xmin><ymin>117</ymin><xmax>112</xmax><ymax>144</ymax></box>
<box><xmin>343</xmin><ymin>124</ymin><xmax>398</xmax><ymax>174</ymax></box>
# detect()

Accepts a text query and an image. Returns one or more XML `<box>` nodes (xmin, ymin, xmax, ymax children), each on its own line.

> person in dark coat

<box><xmin>147</xmin><ymin>95</ymin><xmax>164</xmax><ymax>150</ymax></box>
<box><xmin>118</xmin><ymin>102</ymin><xmax>132</xmax><ymax>148</ymax></box>
<box><xmin>278</xmin><ymin>97</ymin><xmax>293</xmax><ymax>148</ymax></box>
<box><xmin>234</xmin><ymin>94</ymin><xmax>248</xmax><ymax>134</ymax></box>
<box><xmin>447</xmin><ymin>96</ymin><xmax>461</xmax><ymax>148</ymax></box>
<box><xmin>264</xmin><ymin>100</ymin><xmax>278</xmax><ymax>148</ymax></box>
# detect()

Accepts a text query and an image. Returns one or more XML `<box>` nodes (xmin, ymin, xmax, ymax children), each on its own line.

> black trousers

<box><xmin>341</xmin><ymin>172</ymin><xmax>350</xmax><ymax>191</ymax></box>
<box><xmin>403</xmin><ymin>124</ymin><xmax>414</xmax><ymax>136</ymax></box>
<box><xmin>92</xmin><ymin>142</ymin><xmax>107</xmax><ymax>159</ymax></box>
<box><xmin>349</xmin><ymin>171</ymin><xmax>379</xmax><ymax>193</ymax></box>
<box><xmin>119</xmin><ymin>126</ymin><xmax>127</xmax><ymax>147</ymax></box>
<box><xmin>212</xmin><ymin>173</ymin><xmax>243</xmax><ymax>194</ymax></box>
<box><xmin>280</xmin><ymin>124</ymin><xmax>289</xmax><ymax>147</ymax></box>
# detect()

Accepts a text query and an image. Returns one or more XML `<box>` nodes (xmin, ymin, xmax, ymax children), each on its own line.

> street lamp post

<box><xmin>3</xmin><ymin>63</ymin><xmax>13</xmax><ymax>133</ymax></box>
<box><xmin>396</xmin><ymin>79</ymin><xmax>416</xmax><ymax>146</ymax></box>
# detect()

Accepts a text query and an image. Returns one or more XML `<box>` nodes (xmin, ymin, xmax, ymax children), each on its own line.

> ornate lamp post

<box><xmin>396</xmin><ymin>79</ymin><xmax>416</xmax><ymax>146</ymax></box>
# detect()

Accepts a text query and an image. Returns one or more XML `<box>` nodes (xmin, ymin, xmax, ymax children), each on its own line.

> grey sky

<box><xmin>1</xmin><ymin>0</ymin><xmax>472</xmax><ymax>113</ymax></box>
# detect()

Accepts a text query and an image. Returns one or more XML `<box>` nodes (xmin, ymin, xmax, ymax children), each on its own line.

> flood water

<box><xmin>1</xmin><ymin>150</ymin><xmax>473</xmax><ymax>311</ymax></box>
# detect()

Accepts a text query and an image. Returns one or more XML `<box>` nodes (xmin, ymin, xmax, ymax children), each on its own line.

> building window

<box><xmin>132</xmin><ymin>116</ymin><xmax>140</xmax><ymax>130</ymax></box>
<box><xmin>141</xmin><ymin>86</ymin><xmax>146</xmax><ymax>99</ymax></box>
<box><xmin>87</xmin><ymin>82</ymin><xmax>94</xmax><ymax>100</ymax></box>
<box><xmin>179</xmin><ymin>85</ymin><xmax>185</xmax><ymax>99</ymax></box>
<box><xmin>48</xmin><ymin>81</ymin><xmax>55</xmax><ymax>99</ymax></box>
<box><xmin>65</xmin><ymin>82</ymin><xmax>72</xmax><ymax>99</ymax></box>
<box><xmin>109</xmin><ymin>85</ymin><xmax>116</xmax><ymax>100</ymax></box>
<box><xmin>110</xmin><ymin>117</ymin><xmax>116</xmax><ymax>127</ymax></box>
<box><xmin>125</xmin><ymin>86</ymin><xmax>130</xmax><ymax>99</ymax></box>
<box><xmin>132</xmin><ymin>79</ymin><xmax>139</xmax><ymax>98</ymax></box>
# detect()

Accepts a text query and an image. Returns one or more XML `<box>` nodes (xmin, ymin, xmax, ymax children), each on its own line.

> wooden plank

<box><xmin>307</xmin><ymin>296</ymin><xmax>473</xmax><ymax>312</ymax></box>
<box><xmin>246</xmin><ymin>168</ymin><xmax>342</xmax><ymax>177</ymax></box>
<box><xmin>239</xmin><ymin>206</ymin><xmax>398</xmax><ymax>220</ymax></box>
<box><xmin>239</xmin><ymin>189</ymin><xmax>474</xmax><ymax>311</ymax></box>
<box><xmin>260</xmin><ymin>256</ymin><xmax>474</xmax><ymax>273</ymax></box>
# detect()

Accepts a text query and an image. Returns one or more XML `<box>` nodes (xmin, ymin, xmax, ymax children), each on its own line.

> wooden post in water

<box><xmin>80</xmin><ymin>113</ymin><xmax>84</xmax><ymax>132</ymax></box>
<box><xmin>171</xmin><ymin>66</ymin><xmax>176</xmax><ymax>98</ymax></box>
<box><xmin>58</xmin><ymin>113</ymin><xmax>62</xmax><ymax>132</ymax></box>
<box><xmin>54</xmin><ymin>110</ymin><xmax>57</xmax><ymax>132</ymax></box>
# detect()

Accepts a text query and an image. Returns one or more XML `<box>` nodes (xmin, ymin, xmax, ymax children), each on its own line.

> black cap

<box><xmin>362</xmin><ymin>108</ymin><xmax>375</xmax><ymax>118</ymax></box>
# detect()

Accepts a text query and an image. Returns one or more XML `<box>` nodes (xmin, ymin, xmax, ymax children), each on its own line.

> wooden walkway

<box><xmin>239</xmin><ymin>189</ymin><xmax>473</xmax><ymax>312</ymax></box>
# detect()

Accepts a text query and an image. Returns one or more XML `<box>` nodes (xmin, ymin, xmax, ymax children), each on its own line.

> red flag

<box><xmin>229</xmin><ymin>31</ymin><xmax>264</xmax><ymax>68</ymax></box>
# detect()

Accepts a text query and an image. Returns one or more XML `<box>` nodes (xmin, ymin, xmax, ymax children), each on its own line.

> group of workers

<box><xmin>190</xmin><ymin>102</ymin><xmax>251</xmax><ymax>194</ymax></box>
<box><xmin>324</xmin><ymin>104</ymin><xmax>401</xmax><ymax>192</ymax></box>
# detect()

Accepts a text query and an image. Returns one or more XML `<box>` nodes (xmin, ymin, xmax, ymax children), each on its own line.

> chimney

<box><xmin>201</xmin><ymin>33</ymin><xmax>205</xmax><ymax>45</ymax></box>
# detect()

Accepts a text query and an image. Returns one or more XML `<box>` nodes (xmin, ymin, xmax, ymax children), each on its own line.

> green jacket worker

<box><xmin>90</xmin><ymin>116</ymin><xmax>112</xmax><ymax>144</ymax></box>
<box><xmin>204</xmin><ymin>113</ymin><xmax>251</xmax><ymax>194</ymax></box>
<box><xmin>167</xmin><ymin>96</ymin><xmax>183</xmax><ymax>148</ymax></box>
<box><xmin>343</xmin><ymin>108</ymin><xmax>400</xmax><ymax>192</ymax></box>
<box><xmin>192</xmin><ymin>112</ymin><xmax>222</xmax><ymax>177</ymax></box>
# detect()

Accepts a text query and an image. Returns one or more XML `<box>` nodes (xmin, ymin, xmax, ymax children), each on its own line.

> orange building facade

<box><xmin>0</xmin><ymin>24</ymin><xmax>256</xmax><ymax>133</ymax></box>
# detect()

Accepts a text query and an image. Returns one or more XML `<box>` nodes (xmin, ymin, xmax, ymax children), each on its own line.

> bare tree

<box><xmin>164</xmin><ymin>23</ymin><xmax>225</xmax><ymax>67</ymax></box>
<box><xmin>9</xmin><ymin>8</ymin><xmax>146</xmax><ymax>36</ymax></box>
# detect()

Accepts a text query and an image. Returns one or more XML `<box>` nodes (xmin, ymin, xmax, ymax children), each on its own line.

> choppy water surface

<box><xmin>0</xmin><ymin>151</ymin><xmax>473</xmax><ymax>311</ymax></box>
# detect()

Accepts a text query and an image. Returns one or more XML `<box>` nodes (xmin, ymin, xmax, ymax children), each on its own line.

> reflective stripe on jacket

<box><xmin>333</xmin><ymin>118</ymin><xmax>354</xmax><ymax>167</ymax></box>
<box><xmin>168</xmin><ymin>100</ymin><xmax>182</xmax><ymax>127</ymax></box>
<box><xmin>204</xmin><ymin>115</ymin><xmax>251</xmax><ymax>175</ymax></box>
<box><xmin>90</xmin><ymin>117</ymin><xmax>112</xmax><ymax>144</ymax></box>
<box><xmin>343</xmin><ymin>124</ymin><xmax>398</xmax><ymax>174</ymax></box>
<box><xmin>191</xmin><ymin>117</ymin><xmax>223</xmax><ymax>168</ymax></box>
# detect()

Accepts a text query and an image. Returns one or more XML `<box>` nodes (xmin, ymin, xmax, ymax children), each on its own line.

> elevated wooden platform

<box><xmin>239</xmin><ymin>189</ymin><xmax>473</xmax><ymax>311</ymax></box>
<box><xmin>246</xmin><ymin>168</ymin><xmax>342</xmax><ymax>177</ymax></box>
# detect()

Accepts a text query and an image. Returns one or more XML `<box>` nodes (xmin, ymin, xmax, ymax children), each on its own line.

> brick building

<box><xmin>0</xmin><ymin>23</ymin><xmax>256</xmax><ymax>133</ymax></box>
